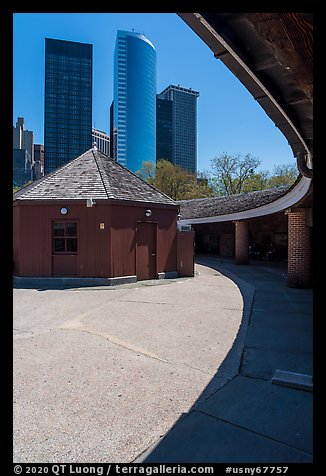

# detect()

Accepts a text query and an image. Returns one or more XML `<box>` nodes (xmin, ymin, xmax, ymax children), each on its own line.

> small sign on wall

<box><xmin>99</xmin><ymin>223</ymin><xmax>105</xmax><ymax>230</ymax></box>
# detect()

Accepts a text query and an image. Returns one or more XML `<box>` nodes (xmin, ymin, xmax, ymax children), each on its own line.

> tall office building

<box><xmin>13</xmin><ymin>149</ymin><xmax>33</xmax><ymax>187</ymax></box>
<box><xmin>44</xmin><ymin>38</ymin><xmax>92</xmax><ymax>174</ymax></box>
<box><xmin>156</xmin><ymin>95</ymin><xmax>173</xmax><ymax>163</ymax></box>
<box><xmin>109</xmin><ymin>101</ymin><xmax>117</xmax><ymax>160</ymax></box>
<box><xmin>34</xmin><ymin>144</ymin><xmax>45</xmax><ymax>170</ymax></box>
<box><xmin>13</xmin><ymin>117</ymin><xmax>34</xmax><ymax>163</ymax></box>
<box><xmin>113</xmin><ymin>30</ymin><xmax>156</xmax><ymax>173</ymax></box>
<box><xmin>33</xmin><ymin>144</ymin><xmax>45</xmax><ymax>180</ymax></box>
<box><xmin>92</xmin><ymin>128</ymin><xmax>110</xmax><ymax>156</ymax></box>
<box><xmin>13</xmin><ymin>117</ymin><xmax>34</xmax><ymax>186</ymax></box>
<box><xmin>159</xmin><ymin>84</ymin><xmax>199</xmax><ymax>174</ymax></box>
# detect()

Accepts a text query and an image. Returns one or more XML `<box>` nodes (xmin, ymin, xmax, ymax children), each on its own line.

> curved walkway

<box><xmin>137</xmin><ymin>256</ymin><xmax>313</xmax><ymax>463</ymax></box>
<box><xmin>13</xmin><ymin>262</ymin><xmax>244</xmax><ymax>463</ymax></box>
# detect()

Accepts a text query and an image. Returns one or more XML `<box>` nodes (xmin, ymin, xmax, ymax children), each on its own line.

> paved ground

<box><xmin>137</xmin><ymin>256</ymin><xmax>313</xmax><ymax>463</ymax></box>
<box><xmin>13</xmin><ymin>256</ymin><xmax>313</xmax><ymax>464</ymax></box>
<box><xmin>13</xmin><ymin>262</ymin><xmax>244</xmax><ymax>463</ymax></box>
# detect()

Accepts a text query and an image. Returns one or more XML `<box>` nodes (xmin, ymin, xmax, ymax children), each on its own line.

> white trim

<box><xmin>179</xmin><ymin>176</ymin><xmax>312</xmax><ymax>225</ymax></box>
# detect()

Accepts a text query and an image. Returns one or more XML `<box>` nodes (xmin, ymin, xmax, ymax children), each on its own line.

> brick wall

<box><xmin>287</xmin><ymin>208</ymin><xmax>312</xmax><ymax>287</ymax></box>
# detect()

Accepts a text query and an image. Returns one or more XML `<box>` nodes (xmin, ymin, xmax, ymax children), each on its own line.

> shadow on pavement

<box><xmin>135</xmin><ymin>255</ymin><xmax>313</xmax><ymax>463</ymax></box>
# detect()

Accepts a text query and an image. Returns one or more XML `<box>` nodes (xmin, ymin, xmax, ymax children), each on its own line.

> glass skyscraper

<box><xmin>113</xmin><ymin>30</ymin><xmax>156</xmax><ymax>173</ymax></box>
<box><xmin>44</xmin><ymin>38</ymin><xmax>92</xmax><ymax>174</ymax></box>
<box><xmin>156</xmin><ymin>96</ymin><xmax>173</xmax><ymax>163</ymax></box>
<box><xmin>159</xmin><ymin>85</ymin><xmax>199</xmax><ymax>174</ymax></box>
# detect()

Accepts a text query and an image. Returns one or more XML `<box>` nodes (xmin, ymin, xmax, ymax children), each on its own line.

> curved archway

<box><xmin>177</xmin><ymin>13</ymin><xmax>313</xmax><ymax>287</ymax></box>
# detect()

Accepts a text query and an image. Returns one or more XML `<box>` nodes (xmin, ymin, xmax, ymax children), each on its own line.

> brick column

<box><xmin>287</xmin><ymin>208</ymin><xmax>312</xmax><ymax>288</ymax></box>
<box><xmin>235</xmin><ymin>220</ymin><xmax>249</xmax><ymax>264</ymax></box>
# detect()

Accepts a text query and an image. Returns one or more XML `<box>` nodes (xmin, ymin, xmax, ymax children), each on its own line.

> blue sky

<box><xmin>13</xmin><ymin>12</ymin><xmax>295</xmax><ymax>174</ymax></box>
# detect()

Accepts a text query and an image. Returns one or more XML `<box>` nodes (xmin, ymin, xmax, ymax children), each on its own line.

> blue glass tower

<box><xmin>113</xmin><ymin>30</ymin><xmax>156</xmax><ymax>173</ymax></box>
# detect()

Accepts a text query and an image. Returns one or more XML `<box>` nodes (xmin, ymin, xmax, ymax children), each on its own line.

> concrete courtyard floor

<box><xmin>138</xmin><ymin>256</ymin><xmax>313</xmax><ymax>464</ymax></box>
<box><xmin>13</xmin><ymin>262</ymin><xmax>244</xmax><ymax>463</ymax></box>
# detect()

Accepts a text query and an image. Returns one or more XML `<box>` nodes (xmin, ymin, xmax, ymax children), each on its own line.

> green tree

<box><xmin>154</xmin><ymin>160</ymin><xmax>193</xmax><ymax>200</ymax></box>
<box><xmin>241</xmin><ymin>170</ymin><xmax>270</xmax><ymax>192</ymax></box>
<box><xmin>182</xmin><ymin>171</ymin><xmax>215</xmax><ymax>199</ymax></box>
<box><xmin>210</xmin><ymin>152</ymin><xmax>261</xmax><ymax>195</ymax></box>
<box><xmin>210</xmin><ymin>153</ymin><xmax>299</xmax><ymax>195</ymax></box>
<box><xmin>136</xmin><ymin>160</ymin><xmax>156</xmax><ymax>185</ymax></box>
<box><xmin>137</xmin><ymin>160</ymin><xmax>214</xmax><ymax>200</ymax></box>
<box><xmin>267</xmin><ymin>163</ymin><xmax>298</xmax><ymax>188</ymax></box>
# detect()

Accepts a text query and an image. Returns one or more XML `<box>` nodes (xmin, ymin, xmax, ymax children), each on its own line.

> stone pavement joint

<box><xmin>136</xmin><ymin>256</ymin><xmax>313</xmax><ymax>463</ymax></box>
<box><xmin>13</xmin><ymin>255</ymin><xmax>313</xmax><ymax>463</ymax></box>
<box><xmin>13</xmin><ymin>259</ymin><xmax>244</xmax><ymax>463</ymax></box>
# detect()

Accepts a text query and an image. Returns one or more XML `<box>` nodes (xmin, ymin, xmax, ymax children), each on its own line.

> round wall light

<box><xmin>60</xmin><ymin>207</ymin><xmax>68</xmax><ymax>215</ymax></box>
<box><xmin>144</xmin><ymin>209</ymin><xmax>152</xmax><ymax>218</ymax></box>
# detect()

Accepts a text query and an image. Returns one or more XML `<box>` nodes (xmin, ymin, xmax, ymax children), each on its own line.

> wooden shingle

<box><xmin>178</xmin><ymin>186</ymin><xmax>290</xmax><ymax>220</ymax></box>
<box><xmin>13</xmin><ymin>148</ymin><xmax>176</xmax><ymax>206</ymax></box>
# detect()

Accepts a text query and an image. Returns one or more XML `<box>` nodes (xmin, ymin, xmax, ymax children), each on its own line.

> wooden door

<box><xmin>136</xmin><ymin>222</ymin><xmax>157</xmax><ymax>280</ymax></box>
<box><xmin>177</xmin><ymin>230</ymin><xmax>195</xmax><ymax>277</ymax></box>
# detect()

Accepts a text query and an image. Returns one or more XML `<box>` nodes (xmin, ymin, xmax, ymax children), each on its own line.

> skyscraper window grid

<box><xmin>156</xmin><ymin>96</ymin><xmax>173</xmax><ymax>163</ymax></box>
<box><xmin>159</xmin><ymin>84</ymin><xmax>199</xmax><ymax>174</ymax></box>
<box><xmin>44</xmin><ymin>38</ymin><xmax>93</xmax><ymax>174</ymax></box>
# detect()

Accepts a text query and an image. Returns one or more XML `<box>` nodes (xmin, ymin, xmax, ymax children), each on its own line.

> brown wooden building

<box><xmin>13</xmin><ymin>147</ymin><xmax>187</xmax><ymax>283</ymax></box>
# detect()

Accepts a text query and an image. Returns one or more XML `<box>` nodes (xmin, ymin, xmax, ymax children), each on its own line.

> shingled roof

<box><xmin>13</xmin><ymin>148</ymin><xmax>176</xmax><ymax>206</ymax></box>
<box><xmin>177</xmin><ymin>186</ymin><xmax>290</xmax><ymax>220</ymax></box>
